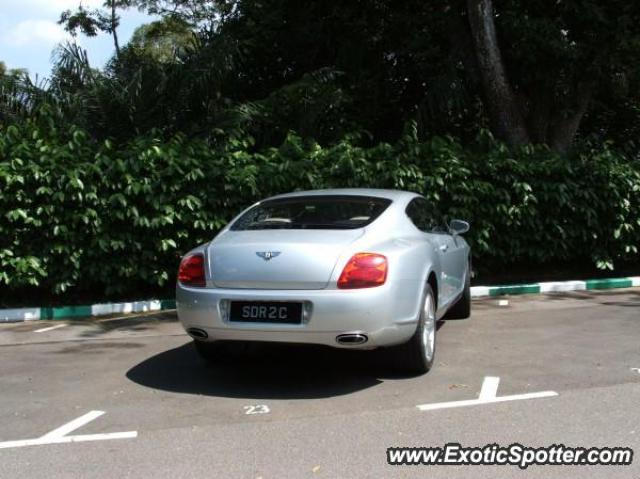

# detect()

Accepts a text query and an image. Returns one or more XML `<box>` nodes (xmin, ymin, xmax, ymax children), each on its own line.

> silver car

<box><xmin>176</xmin><ymin>189</ymin><xmax>471</xmax><ymax>374</ymax></box>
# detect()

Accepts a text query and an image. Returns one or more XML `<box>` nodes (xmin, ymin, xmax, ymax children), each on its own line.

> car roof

<box><xmin>264</xmin><ymin>188</ymin><xmax>420</xmax><ymax>202</ymax></box>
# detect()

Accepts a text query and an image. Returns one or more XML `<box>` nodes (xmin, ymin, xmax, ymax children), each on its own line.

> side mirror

<box><xmin>449</xmin><ymin>219</ymin><xmax>470</xmax><ymax>235</ymax></box>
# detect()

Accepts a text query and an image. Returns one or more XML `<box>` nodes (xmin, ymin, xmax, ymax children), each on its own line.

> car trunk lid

<box><xmin>209</xmin><ymin>229</ymin><xmax>364</xmax><ymax>289</ymax></box>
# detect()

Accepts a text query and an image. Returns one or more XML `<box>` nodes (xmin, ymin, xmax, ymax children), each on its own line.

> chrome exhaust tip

<box><xmin>187</xmin><ymin>328</ymin><xmax>208</xmax><ymax>339</ymax></box>
<box><xmin>336</xmin><ymin>333</ymin><xmax>368</xmax><ymax>345</ymax></box>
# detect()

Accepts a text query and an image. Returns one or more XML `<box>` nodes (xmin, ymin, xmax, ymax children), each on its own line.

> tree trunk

<box><xmin>466</xmin><ymin>0</ymin><xmax>529</xmax><ymax>146</ymax></box>
<box><xmin>111</xmin><ymin>1</ymin><xmax>121</xmax><ymax>58</ymax></box>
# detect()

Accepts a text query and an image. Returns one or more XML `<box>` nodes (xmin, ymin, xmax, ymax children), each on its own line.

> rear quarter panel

<box><xmin>325</xmin><ymin>199</ymin><xmax>443</xmax><ymax>324</ymax></box>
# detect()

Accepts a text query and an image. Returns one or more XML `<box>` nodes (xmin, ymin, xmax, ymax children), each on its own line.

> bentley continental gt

<box><xmin>176</xmin><ymin>189</ymin><xmax>471</xmax><ymax>374</ymax></box>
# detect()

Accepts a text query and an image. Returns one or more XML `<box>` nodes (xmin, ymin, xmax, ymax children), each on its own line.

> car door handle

<box><xmin>439</xmin><ymin>244</ymin><xmax>448</xmax><ymax>252</ymax></box>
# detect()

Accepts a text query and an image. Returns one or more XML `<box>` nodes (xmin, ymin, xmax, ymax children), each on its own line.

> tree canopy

<box><xmin>5</xmin><ymin>0</ymin><xmax>640</xmax><ymax>152</ymax></box>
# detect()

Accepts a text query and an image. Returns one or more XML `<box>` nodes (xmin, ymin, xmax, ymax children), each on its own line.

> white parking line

<box><xmin>417</xmin><ymin>376</ymin><xmax>558</xmax><ymax>412</ymax></box>
<box><xmin>40</xmin><ymin>410</ymin><xmax>104</xmax><ymax>439</ymax></box>
<box><xmin>34</xmin><ymin>323</ymin><xmax>68</xmax><ymax>333</ymax></box>
<box><xmin>97</xmin><ymin>310</ymin><xmax>167</xmax><ymax>322</ymax></box>
<box><xmin>0</xmin><ymin>410</ymin><xmax>137</xmax><ymax>450</ymax></box>
<box><xmin>478</xmin><ymin>376</ymin><xmax>500</xmax><ymax>400</ymax></box>
<box><xmin>0</xmin><ymin>431</ymin><xmax>138</xmax><ymax>449</ymax></box>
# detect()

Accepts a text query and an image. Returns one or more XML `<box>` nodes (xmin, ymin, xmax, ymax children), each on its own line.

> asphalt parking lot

<box><xmin>1</xmin><ymin>289</ymin><xmax>639</xmax><ymax>478</ymax></box>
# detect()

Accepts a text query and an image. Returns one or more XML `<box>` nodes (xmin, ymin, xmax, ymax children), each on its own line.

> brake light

<box><xmin>337</xmin><ymin>253</ymin><xmax>388</xmax><ymax>289</ymax></box>
<box><xmin>178</xmin><ymin>253</ymin><xmax>206</xmax><ymax>287</ymax></box>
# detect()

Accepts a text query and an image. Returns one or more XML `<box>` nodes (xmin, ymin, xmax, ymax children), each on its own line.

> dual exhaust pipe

<box><xmin>188</xmin><ymin>327</ymin><xmax>367</xmax><ymax>346</ymax></box>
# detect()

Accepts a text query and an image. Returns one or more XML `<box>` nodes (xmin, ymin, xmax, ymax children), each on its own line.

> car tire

<box><xmin>394</xmin><ymin>284</ymin><xmax>436</xmax><ymax>375</ymax></box>
<box><xmin>445</xmin><ymin>261</ymin><xmax>471</xmax><ymax>320</ymax></box>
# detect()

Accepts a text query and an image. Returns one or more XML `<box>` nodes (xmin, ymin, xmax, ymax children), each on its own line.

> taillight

<box><xmin>337</xmin><ymin>253</ymin><xmax>388</xmax><ymax>289</ymax></box>
<box><xmin>178</xmin><ymin>253</ymin><xmax>206</xmax><ymax>287</ymax></box>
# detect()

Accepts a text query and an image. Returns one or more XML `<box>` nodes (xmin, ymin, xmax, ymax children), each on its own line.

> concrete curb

<box><xmin>0</xmin><ymin>299</ymin><xmax>176</xmax><ymax>323</ymax></box>
<box><xmin>470</xmin><ymin>276</ymin><xmax>640</xmax><ymax>298</ymax></box>
<box><xmin>1</xmin><ymin>275</ymin><xmax>639</xmax><ymax>322</ymax></box>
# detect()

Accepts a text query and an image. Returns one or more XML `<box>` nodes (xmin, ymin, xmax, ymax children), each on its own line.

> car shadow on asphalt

<box><xmin>126</xmin><ymin>321</ymin><xmax>446</xmax><ymax>400</ymax></box>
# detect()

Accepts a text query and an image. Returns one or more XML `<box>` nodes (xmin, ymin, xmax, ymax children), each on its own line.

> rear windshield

<box><xmin>230</xmin><ymin>195</ymin><xmax>392</xmax><ymax>230</ymax></box>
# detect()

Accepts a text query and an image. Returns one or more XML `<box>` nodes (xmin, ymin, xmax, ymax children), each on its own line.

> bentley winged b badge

<box><xmin>256</xmin><ymin>251</ymin><xmax>281</xmax><ymax>261</ymax></box>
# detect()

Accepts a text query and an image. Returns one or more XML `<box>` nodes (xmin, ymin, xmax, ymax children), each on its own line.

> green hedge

<box><xmin>1</xmin><ymin>120</ymin><xmax>639</xmax><ymax>305</ymax></box>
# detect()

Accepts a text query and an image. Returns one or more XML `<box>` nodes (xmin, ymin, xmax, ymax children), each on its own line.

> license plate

<box><xmin>229</xmin><ymin>301</ymin><xmax>303</xmax><ymax>324</ymax></box>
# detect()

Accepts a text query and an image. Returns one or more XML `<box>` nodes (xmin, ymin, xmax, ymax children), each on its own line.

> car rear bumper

<box><xmin>176</xmin><ymin>281</ymin><xmax>420</xmax><ymax>349</ymax></box>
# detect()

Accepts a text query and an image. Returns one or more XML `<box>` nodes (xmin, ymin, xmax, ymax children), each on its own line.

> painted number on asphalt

<box><xmin>244</xmin><ymin>404</ymin><xmax>270</xmax><ymax>415</ymax></box>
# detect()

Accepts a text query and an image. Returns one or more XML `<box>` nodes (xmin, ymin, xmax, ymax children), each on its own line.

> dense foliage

<box><xmin>1</xmin><ymin>1</ymin><xmax>640</xmax><ymax>305</ymax></box>
<box><xmin>1</xmin><ymin>118</ymin><xmax>638</xmax><ymax>305</ymax></box>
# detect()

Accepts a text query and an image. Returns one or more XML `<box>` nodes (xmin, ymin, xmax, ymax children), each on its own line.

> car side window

<box><xmin>405</xmin><ymin>198</ymin><xmax>447</xmax><ymax>233</ymax></box>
